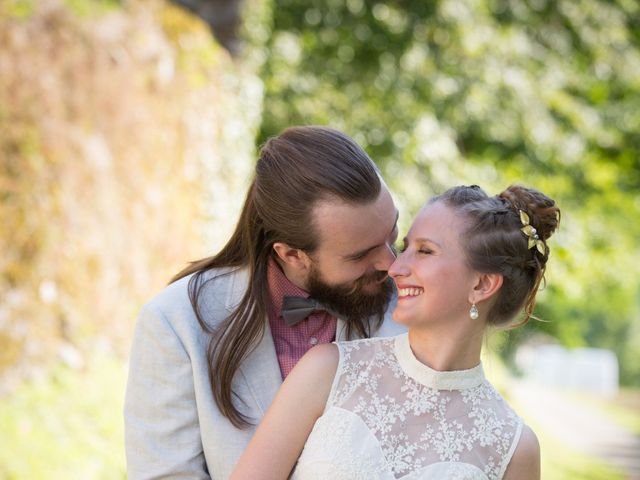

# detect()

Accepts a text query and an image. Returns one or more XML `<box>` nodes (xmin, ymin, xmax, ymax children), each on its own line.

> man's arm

<box><xmin>124</xmin><ymin>304</ymin><xmax>210</xmax><ymax>479</ymax></box>
<box><xmin>230</xmin><ymin>343</ymin><xmax>339</xmax><ymax>480</ymax></box>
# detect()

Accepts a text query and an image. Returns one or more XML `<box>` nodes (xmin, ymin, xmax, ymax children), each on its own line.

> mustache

<box><xmin>345</xmin><ymin>270</ymin><xmax>390</xmax><ymax>296</ymax></box>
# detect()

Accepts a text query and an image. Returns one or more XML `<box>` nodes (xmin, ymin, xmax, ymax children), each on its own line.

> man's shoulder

<box><xmin>141</xmin><ymin>266</ymin><xmax>250</xmax><ymax>326</ymax></box>
<box><xmin>143</xmin><ymin>272</ymin><xmax>192</xmax><ymax>312</ymax></box>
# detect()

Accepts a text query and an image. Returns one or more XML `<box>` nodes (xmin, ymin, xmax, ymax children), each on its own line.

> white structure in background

<box><xmin>515</xmin><ymin>343</ymin><xmax>619</xmax><ymax>397</ymax></box>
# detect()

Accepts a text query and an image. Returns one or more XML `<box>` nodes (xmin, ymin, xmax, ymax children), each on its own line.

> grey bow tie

<box><xmin>281</xmin><ymin>296</ymin><xmax>336</xmax><ymax>326</ymax></box>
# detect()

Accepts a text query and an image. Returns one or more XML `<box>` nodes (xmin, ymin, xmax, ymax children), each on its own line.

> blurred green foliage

<box><xmin>259</xmin><ymin>0</ymin><xmax>640</xmax><ymax>386</ymax></box>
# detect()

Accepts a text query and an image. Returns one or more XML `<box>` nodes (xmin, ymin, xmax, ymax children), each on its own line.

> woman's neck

<box><xmin>407</xmin><ymin>320</ymin><xmax>484</xmax><ymax>372</ymax></box>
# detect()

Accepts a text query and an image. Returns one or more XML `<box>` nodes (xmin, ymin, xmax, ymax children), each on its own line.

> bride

<box><xmin>231</xmin><ymin>184</ymin><xmax>560</xmax><ymax>480</ymax></box>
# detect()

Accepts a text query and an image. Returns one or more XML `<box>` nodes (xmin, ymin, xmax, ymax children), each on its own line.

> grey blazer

<box><xmin>124</xmin><ymin>267</ymin><xmax>404</xmax><ymax>479</ymax></box>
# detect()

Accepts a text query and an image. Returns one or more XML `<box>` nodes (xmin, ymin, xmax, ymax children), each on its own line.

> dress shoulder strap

<box><xmin>324</xmin><ymin>336</ymin><xmax>396</xmax><ymax>412</ymax></box>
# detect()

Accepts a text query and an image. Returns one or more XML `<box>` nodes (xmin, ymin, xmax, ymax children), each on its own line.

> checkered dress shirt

<box><xmin>267</xmin><ymin>258</ymin><xmax>337</xmax><ymax>379</ymax></box>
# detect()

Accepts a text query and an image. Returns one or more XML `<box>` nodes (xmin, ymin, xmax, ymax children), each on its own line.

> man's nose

<box><xmin>374</xmin><ymin>243</ymin><xmax>397</xmax><ymax>271</ymax></box>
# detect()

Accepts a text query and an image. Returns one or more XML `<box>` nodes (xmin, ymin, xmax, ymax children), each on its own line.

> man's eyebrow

<box><xmin>343</xmin><ymin>210</ymin><xmax>399</xmax><ymax>261</ymax></box>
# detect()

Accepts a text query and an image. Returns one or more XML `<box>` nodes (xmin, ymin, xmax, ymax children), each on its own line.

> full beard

<box><xmin>306</xmin><ymin>266</ymin><xmax>394</xmax><ymax>326</ymax></box>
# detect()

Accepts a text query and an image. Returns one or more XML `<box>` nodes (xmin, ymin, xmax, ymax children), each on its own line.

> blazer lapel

<box><xmin>223</xmin><ymin>268</ymin><xmax>282</xmax><ymax>416</ymax></box>
<box><xmin>237</xmin><ymin>321</ymin><xmax>282</xmax><ymax>415</ymax></box>
<box><xmin>336</xmin><ymin>317</ymin><xmax>349</xmax><ymax>341</ymax></box>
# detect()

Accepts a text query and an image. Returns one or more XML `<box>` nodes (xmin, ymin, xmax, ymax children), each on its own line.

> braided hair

<box><xmin>431</xmin><ymin>185</ymin><xmax>560</xmax><ymax>327</ymax></box>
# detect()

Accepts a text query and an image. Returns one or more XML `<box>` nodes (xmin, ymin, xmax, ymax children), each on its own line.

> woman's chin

<box><xmin>391</xmin><ymin>310</ymin><xmax>414</xmax><ymax>327</ymax></box>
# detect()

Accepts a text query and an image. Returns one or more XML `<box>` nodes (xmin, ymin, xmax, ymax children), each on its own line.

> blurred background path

<box><xmin>510</xmin><ymin>381</ymin><xmax>640</xmax><ymax>479</ymax></box>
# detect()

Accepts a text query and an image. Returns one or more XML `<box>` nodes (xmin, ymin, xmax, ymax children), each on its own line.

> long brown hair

<box><xmin>172</xmin><ymin>126</ymin><xmax>382</xmax><ymax>427</ymax></box>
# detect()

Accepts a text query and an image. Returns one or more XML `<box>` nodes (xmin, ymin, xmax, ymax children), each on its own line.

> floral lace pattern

<box><xmin>292</xmin><ymin>335</ymin><xmax>522</xmax><ymax>480</ymax></box>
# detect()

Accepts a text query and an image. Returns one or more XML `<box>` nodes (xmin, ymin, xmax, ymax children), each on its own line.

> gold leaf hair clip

<box><xmin>519</xmin><ymin>210</ymin><xmax>546</xmax><ymax>255</ymax></box>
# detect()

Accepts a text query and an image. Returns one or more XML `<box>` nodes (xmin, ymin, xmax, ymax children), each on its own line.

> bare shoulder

<box><xmin>503</xmin><ymin>423</ymin><xmax>540</xmax><ymax>480</ymax></box>
<box><xmin>290</xmin><ymin>343</ymin><xmax>340</xmax><ymax>384</ymax></box>
<box><xmin>276</xmin><ymin>343</ymin><xmax>340</xmax><ymax>417</ymax></box>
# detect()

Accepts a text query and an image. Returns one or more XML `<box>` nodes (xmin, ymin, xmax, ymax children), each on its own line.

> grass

<box><xmin>0</xmin><ymin>353</ymin><xmax>127</xmax><ymax>479</ymax></box>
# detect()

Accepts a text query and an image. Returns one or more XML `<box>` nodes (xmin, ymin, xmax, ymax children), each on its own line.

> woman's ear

<box><xmin>272</xmin><ymin>242</ymin><xmax>312</xmax><ymax>273</ymax></box>
<box><xmin>470</xmin><ymin>272</ymin><xmax>503</xmax><ymax>305</ymax></box>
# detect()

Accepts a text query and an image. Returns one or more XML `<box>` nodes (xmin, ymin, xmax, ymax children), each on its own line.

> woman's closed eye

<box><xmin>396</xmin><ymin>245</ymin><xmax>432</xmax><ymax>255</ymax></box>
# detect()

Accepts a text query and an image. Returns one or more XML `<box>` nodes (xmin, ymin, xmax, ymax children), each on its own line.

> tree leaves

<box><xmin>259</xmin><ymin>0</ymin><xmax>640</xmax><ymax>385</ymax></box>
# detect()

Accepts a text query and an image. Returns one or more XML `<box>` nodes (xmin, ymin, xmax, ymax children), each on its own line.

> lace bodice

<box><xmin>291</xmin><ymin>334</ymin><xmax>522</xmax><ymax>480</ymax></box>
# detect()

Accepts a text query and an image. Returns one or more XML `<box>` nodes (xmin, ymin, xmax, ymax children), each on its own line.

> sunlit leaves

<box><xmin>259</xmin><ymin>0</ymin><xmax>640</xmax><ymax>384</ymax></box>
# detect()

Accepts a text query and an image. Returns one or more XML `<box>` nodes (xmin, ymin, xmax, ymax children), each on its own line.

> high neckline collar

<box><xmin>394</xmin><ymin>333</ymin><xmax>485</xmax><ymax>390</ymax></box>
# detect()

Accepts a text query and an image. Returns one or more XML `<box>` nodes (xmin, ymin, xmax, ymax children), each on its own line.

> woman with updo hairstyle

<box><xmin>232</xmin><ymin>184</ymin><xmax>560</xmax><ymax>480</ymax></box>
<box><xmin>434</xmin><ymin>184</ymin><xmax>560</xmax><ymax>328</ymax></box>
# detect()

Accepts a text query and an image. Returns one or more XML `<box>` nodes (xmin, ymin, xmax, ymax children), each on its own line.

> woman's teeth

<box><xmin>399</xmin><ymin>288</ymin><xmax>423</xmax><ymax>297</ymax></box>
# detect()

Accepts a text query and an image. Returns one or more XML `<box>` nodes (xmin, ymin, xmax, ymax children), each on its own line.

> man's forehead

<box><xmin>340</xmin><ymin>209</ymin><xmax>399</xmax><ymax>260</ymax></box>
<box><xmin>312</xmin><ymin>192</ymin><xmax>398</xmax><ymax>254</ymax></box>
<box><xmin>313</xmin><ymin>193</ymin><xmax>392</xmax><ymax>225</ymax></box>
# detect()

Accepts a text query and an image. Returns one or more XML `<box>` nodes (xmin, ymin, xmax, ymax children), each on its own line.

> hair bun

<box><xmin>498</xmin><ymin>185</ymin><xmax>560</xmax><ymax>241</ymax></box>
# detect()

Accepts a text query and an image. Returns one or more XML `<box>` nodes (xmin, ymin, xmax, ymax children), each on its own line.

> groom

<box><xmin>124</xmin><ymin>126</ymin><xmax>404</xmax><ymax>479</ymax></box>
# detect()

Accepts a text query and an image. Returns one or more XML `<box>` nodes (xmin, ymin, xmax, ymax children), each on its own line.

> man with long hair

<box><xmin>124</xmin><ymin>126</ymin><xmax>404</xmax><ymax>478</ymax></box>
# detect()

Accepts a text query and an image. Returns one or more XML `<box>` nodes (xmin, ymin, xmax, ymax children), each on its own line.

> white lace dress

<box><xmin>291</xmin><ymin>334</ymin><xmax>523</xmax><ymax>480</ymax></box>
